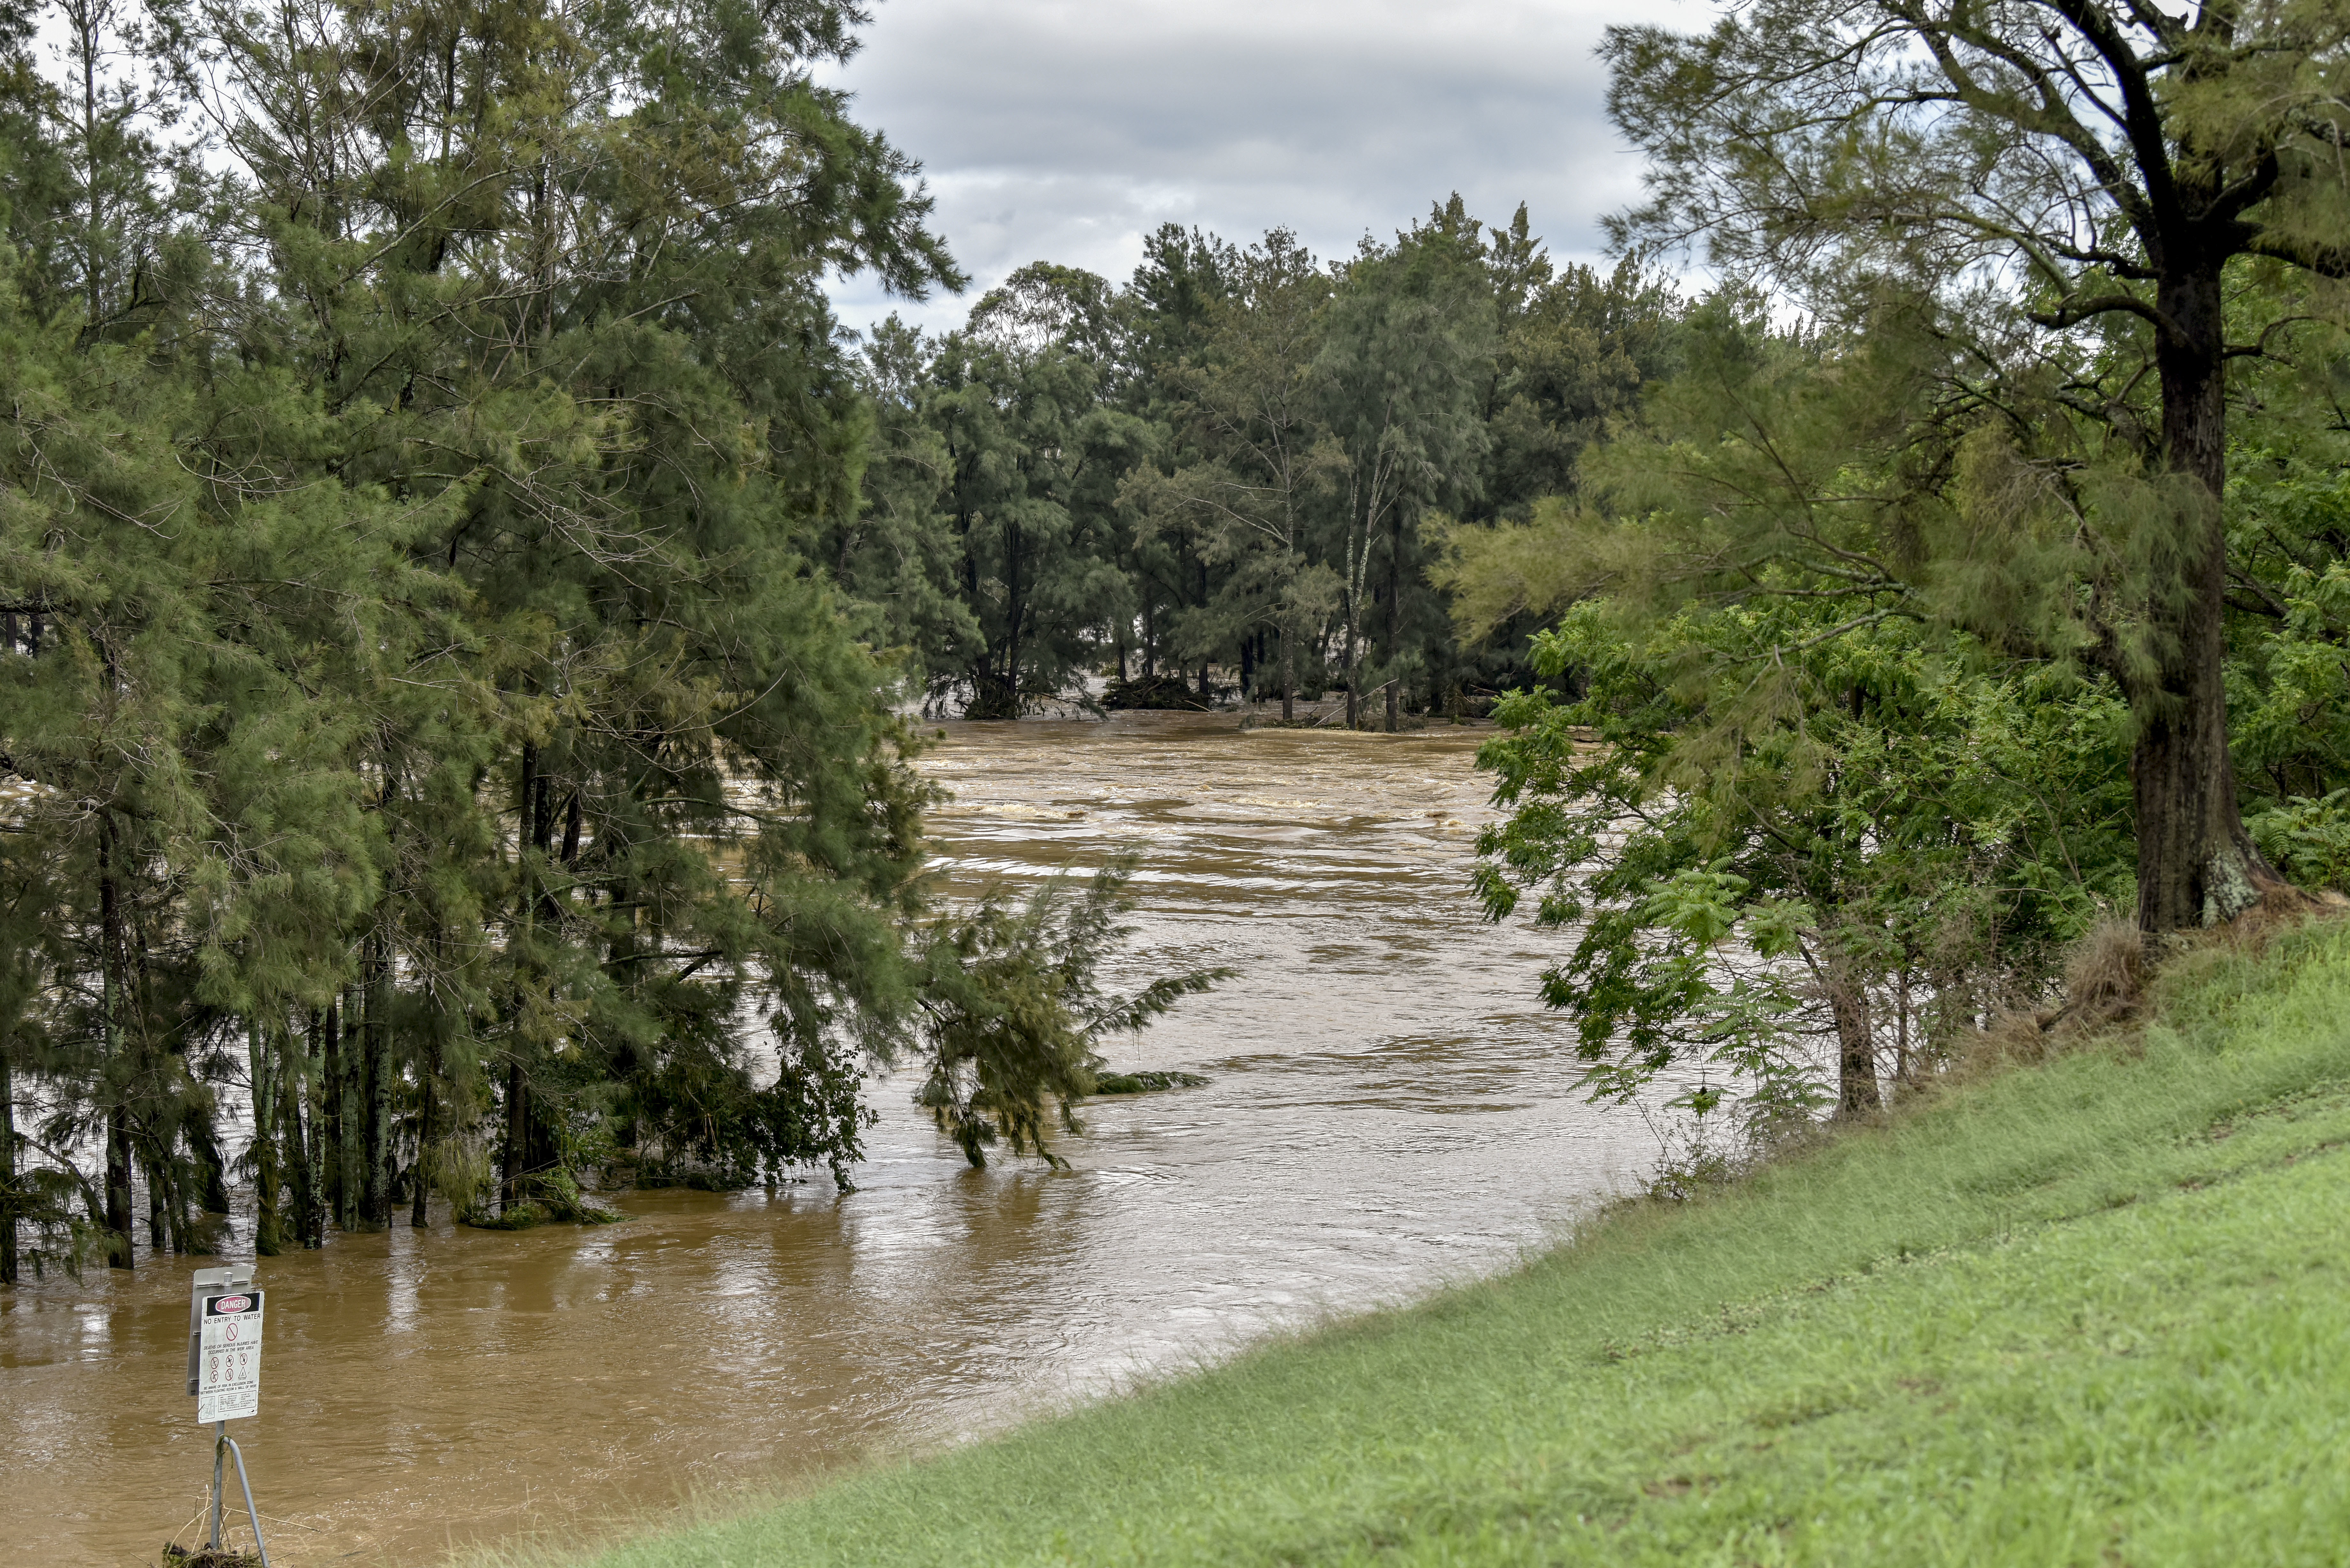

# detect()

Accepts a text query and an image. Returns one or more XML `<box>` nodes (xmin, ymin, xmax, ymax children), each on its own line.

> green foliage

<box><xmin>2247</xmin><ymin>792</ymin><xmax>2350</xmax><ymax>893</ymax></box>
<box><xmin>1473</xmin><ymin>307</ymin><xmax>2136</xmax><ymax>1126</ymax></box>
<box><xmin>847</xmin><ymin>198</ymin><xmax>1674</xmax><ymax>726</ymax></box>
<box><xmin>915</xmin><ymin>322</ymin><xmax>1149</xmax><ymax>717</ymax></box>
<box><xmin>1599</xmin><ymin>0</ymin><xmax>2350</xmax><ymax>933</ymax></box>
<box><xmin>1</xmin><ymin>0</ymin><xmax>1613</xmax><ymax>1257</ymax></box>
<box><xmin>913</xmin><ymin>858</ymin><xmax>1229</xmax><ymax>1168</ymax></box>
<box><xmin>1120</xmin><ymin>228</ymin><xmax>1340</xmax><ymax>717</ymax></box>
<box><xmin>2224</xmin><ymin>305</ymin><xmax>2350</xmax><ymax>812</ymax></box>
<box><xmin>1088</xmin><ymin>1070</ymin><xmax>1208</xmax><ymax>1096</ymax></box>
<box><xmin>0</xmin><ymin>0</ymin><xmax>1257</xmax><ymax>1267</ymax></box>
<box><xmin>1313</xmin><ymin>204</ymin><xmax>1496</xmax><ymax>728</ymax></box>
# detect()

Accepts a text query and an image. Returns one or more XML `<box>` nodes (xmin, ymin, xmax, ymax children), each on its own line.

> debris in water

<box><xmin>1090</xmin><ymin>1070</ymin><xmax>1209</xmax><ymax>1095</ymax></box>
<box><xmin>163</xmin><ymin>1543</ymin><xmax>263</xmax><ymax>1568</ymax></box>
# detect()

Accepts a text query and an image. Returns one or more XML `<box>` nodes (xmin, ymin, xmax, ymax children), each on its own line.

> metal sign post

<box><xmin>186</xmin><ymin>1267</ymin><xmax>271</xmax><ymax>1566</ymax></box>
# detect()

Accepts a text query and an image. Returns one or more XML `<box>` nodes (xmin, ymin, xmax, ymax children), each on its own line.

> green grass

<box><xmin>588</xmin><ymin>923</ymin><xmax>2350</xmax><ymax>1566</ymax></box>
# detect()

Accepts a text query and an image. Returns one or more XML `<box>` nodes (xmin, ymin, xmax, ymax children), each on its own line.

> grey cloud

<box><xmin>821</xmin><ymin>0</ymin><xmax>1706</xmax><ymax>335</ymax></box>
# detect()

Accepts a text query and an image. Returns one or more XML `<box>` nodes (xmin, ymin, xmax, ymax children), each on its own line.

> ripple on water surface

<box><xmin>1</xmin><ymin>710</ymin><xmax>1672</xmax><ymax>1566</ymax></box>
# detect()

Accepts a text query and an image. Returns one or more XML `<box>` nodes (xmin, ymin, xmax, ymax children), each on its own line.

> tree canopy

<box><xmin>1605</xmin><ymin>0</ymin><xmax>2350</xmax><ymax>932</ymax></box>
<box><xmin>1457</xmin><ymin>0</ymin><xmax>2350</xmax><ymax>1129</ymax></box>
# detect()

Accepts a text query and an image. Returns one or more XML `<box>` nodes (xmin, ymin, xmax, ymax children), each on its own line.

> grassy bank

<box><xmin>588</xmin><ymin>922</ymin><xmax>2350</xmax><ymax>1566</ymax></box>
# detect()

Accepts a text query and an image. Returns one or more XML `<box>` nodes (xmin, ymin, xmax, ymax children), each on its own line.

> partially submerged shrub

<box><xmin>423</xmin><ymin>1134</ymin><xmax>495</xmax><ymax>1220</ymax></box>
<box><xmin>1638</xmin><ymin>1087</ymin><xmax>1755</xmax><ymax>1202</ymax></box>
<box><xmin>533</xmin><ymin>1169</ymin><xmax>623</xmax><ymax>1225</ymax></box>
<box><xmin>1089</xmin><ymin>1070</ymin><xmax>1209</xmax><ymax>1095</ymax></box>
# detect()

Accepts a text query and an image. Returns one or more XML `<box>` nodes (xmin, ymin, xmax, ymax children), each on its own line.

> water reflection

<box><xmin>4</xmin><ymin>712</ymin><xmax>1669</xmax><ymax>1565</ymax></box>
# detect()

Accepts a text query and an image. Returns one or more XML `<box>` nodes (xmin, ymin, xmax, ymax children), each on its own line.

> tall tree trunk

<box><xmin>1828</xmin><ymin>978</ymin><xmax>1876</xmax><ymax>1119</ymax></box>
<box><xmin>340</xmin><ymin>987</ymin><xmax>363</xmax><ymax>1228</ymax></box>
<box><xmin>1196</xmin><ymin>558</ymin><xmax>1213</xmax><ymax>703</ymax></box>
<box><xmin>501</xmin><ymin>1059</ymin><xmax>527</xmax><ymax>1214</ymax></box>
<box><xmin>2135</xmin><ymin>259</ymin><xmax>2278</xmax><ymax>932</ymax></box>
<box><xmin>519</xmin><ymin>738</ymin><xmax>539</xmax><ymax>856</ymax></box>
<box><xmin>186</xmin><ymin>1104</ymin><xmax>231</xmax><ymax>1214</ymax></box>
<box><xmin>71</xmin><ymin>0</ymin><xmax>102</xmax><ymax>322</ymax></box>
<box><xmin>285</xmin><ymin>1022</ymin><xmax>319</xmax><ymax>1248</ymax></box>
<box><xmin>99</xmin><ymin>816</ymin><xmax>133</xmax><ymax>1269</ymax></box>
<box><xmin>0</xmin><ymin>1033</ymin><xmax>14</xmax><ymax>1284</ymax></box>
<box><xmin>525</xmin><ymin>1091</ymin><xmax>560</xmax><ymax>1199</ymax></box>
<box><xmin>1383</xmin><ymin>531</ymin><xmax>1402</xmax><ymax>734</ymax></box>
<box><xmin>250</xmin><ymin>1021</ymin><xmax>284</xmax><ymax>1255</ymax></box>
<box><xmin>321</xmin><ymin>998</ymin><xmax>347</xmax><ymax>1230</ymax></box>
<box><xmin>1280</xmin><ymin>627</ymin><xmax>1295</xmax><ymax>724</ymax></box>
<box><xmin>143</xmin><ymin>1144</ymin><xmax>167</xmax><ymax>1251</ymax></box>
<box><xmin>411</xmin><ymin>1059</ymin><xmax>435</xmax><ymax>1228</ymax></box>
<box><xmin>1341</xmin><ymin>585</ymin><xmax>1360</xmax><ymax>730</ymax></box>
<box><xmin>1001</xmin><ymin>521</ymin><xmax>1024</xmax><ymax>717</ymax></box>
<box><xmin>361</xmin><ymin>934</ymin><xmax>391</xmax><ymax>1228</ymax></box>
<box><xmin>560</xmin><ymin>788</ymin><xmax>582</xmax><ymax>869</ymax></box>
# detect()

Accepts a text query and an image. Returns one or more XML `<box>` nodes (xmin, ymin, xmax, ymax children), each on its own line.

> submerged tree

<box><xmin>0</xmin><ymin>0</ymin><xmax>1014</xmax><ymax>1262</ymax></box>
<box><xmin>915</xmin><ymin>859</ymin><xmax>1229</xmax><ymax>1168</ymax></box>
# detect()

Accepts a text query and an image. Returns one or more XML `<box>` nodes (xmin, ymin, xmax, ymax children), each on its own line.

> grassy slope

<box><xmin>590</xmin><ymin>925</ymin><xmax>2350</xmax><ymax>1566</ymax></box>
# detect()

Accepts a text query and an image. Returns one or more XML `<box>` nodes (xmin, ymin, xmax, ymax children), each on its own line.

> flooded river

<box><xmin>2</xmin><ymin>713</ymin><xmax>1670</xmax><ymax>1565</ymax></box>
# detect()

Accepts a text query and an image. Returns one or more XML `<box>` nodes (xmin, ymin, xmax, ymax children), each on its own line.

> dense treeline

<box><xmin>0</xmin><ymin>0</ymin><xmax>1235</xmax><ymax>1281</ymax></box>
<box><xmin>837</xmin><ymin>203</ymin><xmax>1679</xmax><ymax>725</ymax></box>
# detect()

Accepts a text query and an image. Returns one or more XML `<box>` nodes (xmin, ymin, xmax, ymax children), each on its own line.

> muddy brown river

<box><xmin>2</xmin><ymin>713</ymin><xmax>1672</xmax><ymax>1565</ymax></box>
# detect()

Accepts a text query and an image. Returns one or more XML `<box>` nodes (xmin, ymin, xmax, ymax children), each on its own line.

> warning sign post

<box><xmin>184</xmin><ymin>1267</ymin><xmax>273</xmax><ymax>1567</ymax></box>
<box><xmin>196</xmin><ymin>1289</ymin><xmax>264</xmax><ymax>1423</ymax></box>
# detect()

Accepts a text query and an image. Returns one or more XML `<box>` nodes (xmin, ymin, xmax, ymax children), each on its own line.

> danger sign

<box><xmin>196</xmin><ymin>1289</ymin><xmax>264</xmax><ymax>1423</ymax></box>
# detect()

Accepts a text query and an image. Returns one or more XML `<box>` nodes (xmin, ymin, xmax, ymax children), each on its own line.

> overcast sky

<box><xmin>816</xmin><ymin>0</ymin><xmax>1707</xmax><ymax>337</ymax></box>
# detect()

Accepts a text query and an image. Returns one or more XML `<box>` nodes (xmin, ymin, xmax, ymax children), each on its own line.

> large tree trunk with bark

<box><xmin>321</xmin><ymin>998</ymin><xmax>351</xmax><ymax>1229</ymax></box>
<box><xmin>143</xmin><ymin>1147</ymin><xmax>164</xmax><ymax>1251</ymax></box>
<box><xmin>2135</xmin><ymin>260</ymin><xmax>2279</xmax><ymax>933</ymax></box>
<box><xmin>1383</xmin><ymin>518</ymin><xmax>1403</xmax><ymax>733</ymax></box>
<box><xmin>1827</xmin><ymin>975</ymin><xmax>1876</xmax><ymax>1119</ymax></box>
<box><xmin>187</xmin><ymin>1105</ymin><xmax>231</xmax><ymax>1215</ymax></box>
<box><xmin>411</xmin><ymin>1062</ymin><xmax>435</xmax><ymax>1228</ymax></box>
<box><xmin>1281</xmin><ymin>628</ymin><xmax>1295</xmax><ymax>724</ymax></box>
<box><xmin>1342</xmin><ymin>584</ymin><xmax>1360</xmax><ymax>729</ymax></box>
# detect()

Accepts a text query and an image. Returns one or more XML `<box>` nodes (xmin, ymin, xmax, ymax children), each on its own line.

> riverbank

<box><xmin>581</xmin><ymin>915</ymin><xmax>2350</xmax><ymax>1566</ymax></box>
